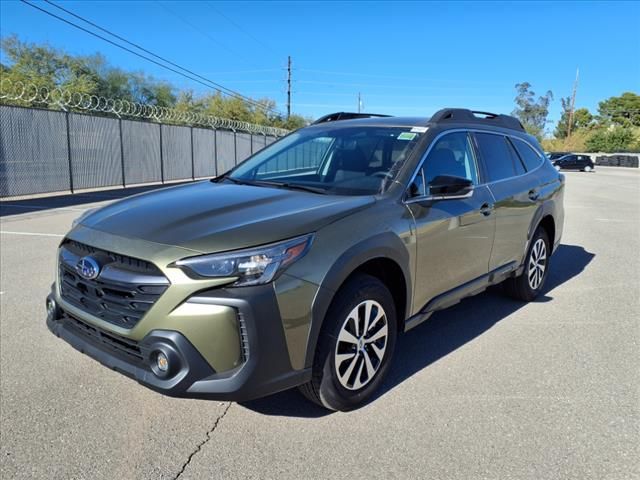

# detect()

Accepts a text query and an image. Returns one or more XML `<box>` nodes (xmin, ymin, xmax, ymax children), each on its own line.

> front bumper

<box><xmin>46</xmin><ymin>284</ymin><xmax>311</xmax><ymax>402</ymax></box>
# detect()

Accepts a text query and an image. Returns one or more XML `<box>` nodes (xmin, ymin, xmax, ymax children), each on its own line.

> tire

<box><xmin>584</xmin><ymin>165</ymin><xmax>593</xmax><ymax>172</ymax></box>
<box><xmin>298</xmin><ymin>274</ymin><xmax>397</xmax><ymax>411</ymax></box>
<box><xmin>504</xmin><ymin>228</ymin><xmax>551</xmax><ymax>302</ymax></box>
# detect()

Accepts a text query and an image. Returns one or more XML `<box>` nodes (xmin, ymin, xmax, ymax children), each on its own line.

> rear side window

<box><xmin>511</xmin><ymin>138</ymin><xmax>543</xmax><ymax>171</ymax></box>
<box><xmin>474</xmin><ymin>133</ymin><xmax>518</xmax><ymax>182</ymax></box>
<box><xmin>507</xmin><ymin>140</ymin><xmax>526</xmax><ymax>175</ymax></box>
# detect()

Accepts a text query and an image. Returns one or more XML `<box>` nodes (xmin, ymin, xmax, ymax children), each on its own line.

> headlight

<box><xmin>174</xmin><ymin>234</ymin><xmax>314</xmax><ymax>286</ymax></box>
<box><xmin>71</xmin><ymin>208</ymin><xmax>98</xmax><ymax>228</ymax></box>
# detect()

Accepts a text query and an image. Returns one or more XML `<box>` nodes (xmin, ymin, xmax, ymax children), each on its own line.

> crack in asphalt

<box><xmin>173</xmin><ymin>402</ymin><xmax>232</xmax><ymax>479</ymax></box>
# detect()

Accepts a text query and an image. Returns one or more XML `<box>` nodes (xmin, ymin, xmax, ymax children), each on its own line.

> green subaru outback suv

<box><xmin>46</xmin><ymin>108</ymin><xmax>565</xmax><ymax>410</ymax></box>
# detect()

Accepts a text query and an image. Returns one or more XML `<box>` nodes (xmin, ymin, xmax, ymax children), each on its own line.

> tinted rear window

<box><xmin>474</xmin><ymin>133</ymin><xmax>517</xmax><ymax>182</ymax></box>
<box><xmin>512</xmin><ymin>138</ymin><xmax>543</xmax><ymax>171</ymax></box>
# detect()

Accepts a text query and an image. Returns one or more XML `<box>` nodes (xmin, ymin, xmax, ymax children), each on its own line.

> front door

<box><xmin>407</xmin><ymin>131</ymin><xmax>495</xmax><ymax>313</ymax></box>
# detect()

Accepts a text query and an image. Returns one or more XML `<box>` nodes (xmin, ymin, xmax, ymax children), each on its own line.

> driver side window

<box><xmin>413</xmin><ymin>132</ymin><xmax>478</xmax><ymax>196</ymax></box>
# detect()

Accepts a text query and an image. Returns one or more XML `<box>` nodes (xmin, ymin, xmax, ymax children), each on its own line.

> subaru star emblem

<box><xmin>76</xmin><ymin>256</ymin><xmax>100</xmax><ymax>280</ymax></box>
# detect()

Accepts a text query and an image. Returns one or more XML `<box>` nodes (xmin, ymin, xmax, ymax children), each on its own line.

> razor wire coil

<box><xmin>0</xmin><ymin>79</ymin><xmax>288</xmax><ymax>137</ymax></box>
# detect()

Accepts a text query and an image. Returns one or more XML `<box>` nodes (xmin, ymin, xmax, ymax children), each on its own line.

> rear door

<box><xmin>407</xmin><ymin>131</ymin><xmax>495</xmax><ymax>312</ymax></box>
<box><xmin>472</xmin><ymin>132</ymin><xmax>540</xmax><ymax>271</ymax></box>
<box><xmin>564</xmin><ymin>155</ymin><xmax>578</xmax><ymax>169</ymax></box>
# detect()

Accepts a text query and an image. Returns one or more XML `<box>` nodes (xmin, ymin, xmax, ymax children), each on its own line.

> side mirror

<box><xmin>408</xmin><ymin>181</ymin><xmax>422</xmax><ymax>198</ymax></box>
<box><xmin>428</xmin><ymin>175</ymin><xmax>473</xmax><ymax>197</ymax></box>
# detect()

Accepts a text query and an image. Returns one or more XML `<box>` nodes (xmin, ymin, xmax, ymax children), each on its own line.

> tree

<box><xmin>585</xmin><ymin>127</ymin><xmax>637</xmax><ymax>152</ymax></box>
<box><xmin>574</xmin><ymin>109</ymin><xmax>594</xmax><ymax>130</ymax></box>
<box><xmin>597</xmin><ymin>92</ymin><xmax>640</xmax><ymax>127</ymax></box>
<box><xmin>512</xmin><ymin>82</ymin><xmax>553</xmax><ymax>139</ymax></box>
<box><xmin>554</xmin><ymin>98</ymin><xmax>593</xmax><ymax>138</ymax></box>
<box><xmin>0</xmin><ymin>35</ymin><xmax>176</xmax><ymax>107</ymax></box>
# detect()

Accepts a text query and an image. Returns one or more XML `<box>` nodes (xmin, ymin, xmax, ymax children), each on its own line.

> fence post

<box><xmin>213</xmin><ymin>128</ymin><xmax>218</xmax><ymax>176</ymax></box>
<box><xmin>159</xmin><ymin>123</ymin><xmax>165</xmax><ymax>183</ymax></box>
<box><xmin>233</xmin><ymin>130</ymin><xmax>238</xmax><ymax>165</ymax></box>
<box><xmin>65</xmin><ymin>111</ymin><xmax>74</xmax><ymax>193</ymax></box>
<box><xmin>190</xmin><ymin>126</ymin><xmax>195</xmax><ymax>180</ymax></box>
<box><xmin>119</xmin><ymin>118</ymin><xmax>126</xmax><ymax>187</ymax></box>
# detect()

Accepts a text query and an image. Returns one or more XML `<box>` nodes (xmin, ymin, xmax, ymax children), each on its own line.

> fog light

<box><xmin>156</xmin><ymin>351</ymin><xmax>169</xmax><ymax>372</ymax></box>
<box><xmin>46</xmin><ymin>298</ymin><xmax>57</xmax><ymax>320</ymax></box>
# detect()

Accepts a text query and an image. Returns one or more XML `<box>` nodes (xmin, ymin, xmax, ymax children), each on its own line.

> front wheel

<box><xmin>298</xmin><ymin>274</ymin><xmax>397</xmax><ymax>411</ymax></box>
<box><xmin>504</xmin><ymin>228</ymin><xmax>551</xmax><ymax>301</ymax></box>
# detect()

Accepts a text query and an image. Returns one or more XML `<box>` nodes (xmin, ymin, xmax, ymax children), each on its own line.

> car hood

<box><xmin>81</xmin><ymin>181</ymin><xmax>375</xmax><ymax>253</ymax></box>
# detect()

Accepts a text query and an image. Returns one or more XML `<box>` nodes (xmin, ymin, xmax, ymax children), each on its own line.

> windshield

<box><xmin>227</xmin><ymin>125</ymin><xmax>424</xmax><ymax>195</ymax></box>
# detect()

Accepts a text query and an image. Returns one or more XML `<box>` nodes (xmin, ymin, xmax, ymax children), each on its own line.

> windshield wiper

<box><xmin>212</xmin><ymin>175</ymin><xmax>258</xmax><ymax>186</ymax></box>
<box><xmin>213</xmin><ymin>175</ymin><xmax>328</xmax><ymax>194</ymax></box>
<box><xmin>251</xmin><ymin>180</ymin><xmax>329</xmax><ymax>195</ymax></box>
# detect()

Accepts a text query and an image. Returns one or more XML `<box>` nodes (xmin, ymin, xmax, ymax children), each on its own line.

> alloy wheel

<box><xmin>334</xmin><ymin>300</ymin><xmax>388</xmax><ymax>390</ymax></box>
<box><xmin>528</xmin><ymin>238</ymin><xmax>547</xmax><ymax>290</ymax></box>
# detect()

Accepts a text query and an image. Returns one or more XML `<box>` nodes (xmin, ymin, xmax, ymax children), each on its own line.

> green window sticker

<box><xmin>397</xmin><ymin>132</ymin><xmax>417</xmax><ymax>141</ymax></box>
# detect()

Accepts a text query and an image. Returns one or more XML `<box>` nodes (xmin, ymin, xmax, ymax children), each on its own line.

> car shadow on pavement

<box><xmin>239</xmin><ymin>244</ymin><xmax>595</xmax><ymax>418</ymax></box>
<box><xmin>0</xmin><ymin>181</ymin><xmax>196</xmax><ymax>217</ymax></box>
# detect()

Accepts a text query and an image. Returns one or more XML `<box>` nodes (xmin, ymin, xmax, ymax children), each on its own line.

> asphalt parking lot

<box><xmin>1</xmin><ymin>167</ymin><xmax>638</xmax><ymax>480</ymax></box>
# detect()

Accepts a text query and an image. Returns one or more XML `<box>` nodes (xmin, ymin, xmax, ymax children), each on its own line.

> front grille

<box><xmin>59</xmin><ymin>240</ymin><xmax>169</xmax><ymax>329</ymax></box>
<box><xmin>63</xmin><ymin>239</ymin><xmax>159</xmax><ymax>273</ymax></box>
<box><xmin>63</xmin><ymin>312</ymin><xmax>145</xmax><ymax>364</ymax></box>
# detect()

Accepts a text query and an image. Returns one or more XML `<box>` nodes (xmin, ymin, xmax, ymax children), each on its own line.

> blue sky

<box><xmin>1</xmin><ymin>0</ymin><xmax>639</xmax><ymax>131</ymax></box>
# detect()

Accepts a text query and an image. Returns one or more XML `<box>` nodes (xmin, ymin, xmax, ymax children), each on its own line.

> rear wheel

<box><xmin>584</xmin><ymin>165</ymin><xmax>593</xmax><ymax>172</ymax></box>
<box><xmin>504</xmin><ymin>228</ymin><xmax>550</xmax><ymax>301</ymax></box>
<box><xmin>299</xmin><ymin>274</ymin><xmax>397</xmax><ymax>411</ymax></box>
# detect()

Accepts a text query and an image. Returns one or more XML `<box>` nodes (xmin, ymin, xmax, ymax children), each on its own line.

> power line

<box><xmin>23</xmin><ymin>0</ymin><xmax>280</xmax><ymax>114</ymax></box>
<box><xmin>291</xmin><ymin>91</ymin><xmax>505</xmax><ymax>100</ymax></box>
<box><xmin>287</xmin><ymin>56</ymin><xmax>291</xmax><ymax>119</ymax></box>
<box><xmin>204</xmin><ymin>1</ymin><xmax>280</xmax><ymax>57</ymax></box>
<box><xmin>153</xmin><ymin>1</ymin><xmax>257</xmax><ymax>68</ymax></box>
<box><xmin>297</xmin><ymin>68</ymin><xmax>507</xmax><ymax>86</ymax></box>
<box><xmin>567</xmin><ymin>67</ymin><xmax>579</xmax><ymax>138</ymax></box>
<box><xmin>295</xmin><ymin>79</ymin><xmax>499</xmax><ymax>90</ymax></box>
<box><xmin>38</xmin><ymin>0</ymin><xmax>276</xmax><ymax>112</ymax></box>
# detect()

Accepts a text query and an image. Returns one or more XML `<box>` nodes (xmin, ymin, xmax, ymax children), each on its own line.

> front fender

<box><xmin>304</xmin><ymin>232</ymin><xmax>412</xmax><ymax>368</ymax></box>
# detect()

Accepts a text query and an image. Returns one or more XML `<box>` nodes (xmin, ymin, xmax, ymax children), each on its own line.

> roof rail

<box><xmin>312</xmin><ymin>112</ymin><xmax>391</xmax><ymax>125</ymax></box>
<box><xmin>429</xmin><ymin>108</ymin><xmax>525</xmax><ymax>132</ymax></box>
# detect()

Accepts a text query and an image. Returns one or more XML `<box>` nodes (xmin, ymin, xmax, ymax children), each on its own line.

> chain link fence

<box><xmin>0</xmin><ymin>80</ymin><xmax>286</xmax><ymax>198</ymax></box>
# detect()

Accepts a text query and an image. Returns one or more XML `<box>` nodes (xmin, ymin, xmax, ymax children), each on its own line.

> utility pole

<box><xmin>286</xmin><ymin>55</ymin><xmax>291</xmax><ymax>120</ymax></box>
<box><xmin>357</xmin><ymin>92</ymin><xmax>362</xmax><ymax>113</ymax></box>
<box><xmin>567</xmin><ymin>67</ymin><xmax>579</xmax><ymax>139</ymax></box>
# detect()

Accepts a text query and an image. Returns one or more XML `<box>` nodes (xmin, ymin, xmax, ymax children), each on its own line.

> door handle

<box><xmin>528</xmin><ymin>189</ymin><xmax>540</xmax><ymax>201</ymax></box>
<box><xmin>480</xmin><ymin>203</ymin><xmax>493</xmax><ymax>216</ymax></box>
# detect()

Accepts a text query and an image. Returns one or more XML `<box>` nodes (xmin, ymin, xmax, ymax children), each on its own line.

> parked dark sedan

<box><xmin>553</xmin><ymin>154</ymin><xmax>595</xmax><ymax>172</ymax></box>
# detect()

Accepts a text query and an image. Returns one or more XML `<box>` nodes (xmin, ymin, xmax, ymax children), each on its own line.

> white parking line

<box><xmin>0</xmin><ymin>231</ymin><xmax>64</xmax><ymax>237</ymax></box>
<box><xmin>0</xmin><ymin>204</ymin><xmax>90</xmax><ymax>212</ymax></box>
